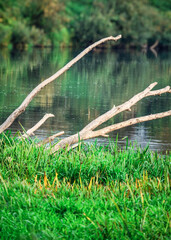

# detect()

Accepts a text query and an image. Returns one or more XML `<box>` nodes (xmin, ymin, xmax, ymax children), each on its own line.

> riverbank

<box><xmin>0</xmin><ymin>133</ymin><xmax>170</xmax><ymax>239</ymax></box>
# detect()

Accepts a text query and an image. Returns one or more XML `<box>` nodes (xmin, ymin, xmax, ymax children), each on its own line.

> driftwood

<box><xmin>0</xmin><ymin>35</ymin><xmax>171</xmax><ymax>153</ymax></box>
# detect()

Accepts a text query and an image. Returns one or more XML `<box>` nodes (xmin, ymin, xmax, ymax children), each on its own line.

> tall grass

<box><xmin>0</xmin><ymin>132</ymin><xmax>170</xmax><ymax>239</ymax></box>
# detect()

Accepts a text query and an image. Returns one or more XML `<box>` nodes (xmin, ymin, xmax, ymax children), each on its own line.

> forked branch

<box><xmin>50</xmin><ymin>83</ymin><xmax>171</xmax><ymax>153</ymax></box>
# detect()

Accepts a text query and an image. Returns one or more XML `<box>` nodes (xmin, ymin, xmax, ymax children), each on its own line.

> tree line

<box><xmin>0</xmin><ymin>0</ymin><xmax>171</xmax><ymax>48</ymax></box>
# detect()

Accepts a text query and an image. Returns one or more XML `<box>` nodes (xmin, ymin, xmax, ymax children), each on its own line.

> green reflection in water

<box><xmin>0</xmin><ymin>48</ymin><xmax>170</xmax><ymax>151</ymax></box>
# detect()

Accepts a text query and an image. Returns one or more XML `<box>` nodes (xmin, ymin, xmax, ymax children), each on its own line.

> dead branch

<box><xmin>92</xmin><ymin>110</ymin><xmax>171</xmax><ymax>137</ymax></box>
<box><xmin>0</xmin><ymin>35</ymin><xmax>121</xmax><ymax>134</ymax></box>
<box><xmin>50</xmin><ymin>83</ymin><xmax>171</xmax><ymax>153</ymax></box>
<box><xmin>146</xmin><ymin>86</ymin><xmax>171</xmax><ymax>96</ymax></box>
<box><xmin>62</xmin><ymin>110</ymin><xmax>171</xmax><ymax>151</ymax></box>
<box><xmin>21</xmin><ymin>113</ymin><xmax>54</xmax><ymax>138</ymax></box>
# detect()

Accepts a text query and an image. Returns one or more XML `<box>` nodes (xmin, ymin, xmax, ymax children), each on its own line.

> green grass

<box><xmin>0</xmin><ymin>132</ymin><xmax>170</xmax><ymax>239</ymax></box>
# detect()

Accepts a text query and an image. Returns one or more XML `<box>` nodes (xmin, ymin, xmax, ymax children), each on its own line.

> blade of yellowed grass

<box><xmin>83</xmin><ymin>213</ymin><xmax>97</xmax><ymax>228</ymax></box>
<box><xmin>157</xmin><ymin>177</ymin><xmax>161</xmax><ymax>190</ymax></box>
<box><xmin>140</xmin><ymin>189</ymin><xmax>144</xmax><ymax>206</ymax></box>
<box><xmin>44</xmin><ymin>172</ymin><xmax>48</xmax><ymax>188</ymax></box>
<box><xmin>32</xmin><ymin>172</ymin><xmax>170</xmax><ymax>200</ymax></box>
<box><xmin>39</xmin><ymin>178</ymin><xmax>42</xmax><ymax>190</ymax></box>
<box><xmin>79</xmin><ymin>176</ymin><xmax>83</xmax><ymax>189</ymax></box>
<box><xmin>34</xmin><ymin>175</ymin><xmax>37</xmax><ymax>183</ymax></box>
<box><xmin>88</xmin><ymin>177</ymin><xmax>94</xmax><ymax>191</ymax></box>
<box><xmin>52</xmin><ymin>172</ymin><xmax>59</xmax><ymax>188</ymax></box>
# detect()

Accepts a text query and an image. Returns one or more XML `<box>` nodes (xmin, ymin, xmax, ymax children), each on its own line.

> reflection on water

<box><xmin>0</xmin><ymin>48</ymin><xmax>171</xmax><ymax>152</ymax></box>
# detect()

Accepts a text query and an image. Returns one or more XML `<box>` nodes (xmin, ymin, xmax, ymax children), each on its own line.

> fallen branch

<box><xmin>21</xmin><ymin>113</ymin><xmax>54</xmax><ymax>138</ymax></box>
<box><xmin>92</xmin><ymin>110</ymin><xmax>171</xmax><ymax>137</ymax></box>
<box><xmin>0</xmin><ymin>35</ymin><xmax>121</xmax><ymax>134</ymax></box>
<box><xmin>50</xmin><ymin>82</ymin><xmax>171</xmax><ymax>153</ymax></box>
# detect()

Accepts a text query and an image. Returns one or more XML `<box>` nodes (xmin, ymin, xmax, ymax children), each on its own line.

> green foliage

<box><xmin>11</xmin><ymin>21</ymin><xmax>30</xmax><ymax>47</ymax></box>
<box><xmin>0</xmin><ymin>0</ymin><xmax>171</xmax><ymax>47</ymax></box>
<box><xmin>29</xmin><ymin>26</ymin><xmax>51</xmax><ymax>47</ymax></box>
<box><xmin>0</xmin><ymin>0</ymin><xmax>68</xmax><ymax>48</ymax></box>
<box><xmin>0</xmin><ymin>133</ymin><xmax>170</xmax><ymax>239</ymax></box>
<box><xmin>50</xmin><ymin>28</ymin><xmax>70</xmax><ymax>47</ymax></box>
<box><xmin>0</xmin><ymin>24</ymin><xmax>12</xmax><ymax>46</ymax></box>
<box><xmin>22</xmin><ymin>0</ymin><xmax>44</xmax><ymax>29</ymax></box>
<box><xmin>0</xmin><ymin>133</ymin><xmax>170</xmax><ymax>183</ymax></box>
<box><xmin>72</xmin><ymin>1</ymin><xmax>116</xmax><ymax>46</ymax></box>
<box><xmin>70</xmin><ymin>0</ymin><xmax>171</xmax><ymax>48</ymax></box>
<box><xmin>149</xmin><ymin>0</ymin><xmax>171</xmax><ymax>11</ymax></box>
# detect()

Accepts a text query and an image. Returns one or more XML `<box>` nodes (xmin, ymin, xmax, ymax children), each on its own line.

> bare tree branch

<box><xmin>81</xmin><ymin>82</ymin><xmax>158</xmax><ymax>132</ymax></box>
<box><xmin>92</xmin><ymin>110</ymin><xmax>171</xmax><ymax>137</ymax></box>
<box><xmin>0</xmin><ymin>35</ymin><xmax>122</xmax><ymax>134</ymax></box>
<box><xmin>146</xmin><ymin>86</ymin><xmax>171</xmax><ymax>96</ymax></box>
<box><xmin>22</xmin><ymin>113</ymin><xmax>54</xmax><ymax>138</ymax></box>
<box><xmin>50</xmin><ymin>83</ymin><xmax>171</xmax><ymax>153</ymax></box>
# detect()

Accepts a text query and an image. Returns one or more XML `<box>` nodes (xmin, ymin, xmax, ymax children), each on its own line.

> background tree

<box><xmin>0</xmin><ymin>0</ymin><xmax>171</xmax><ymax>48</ymax></box>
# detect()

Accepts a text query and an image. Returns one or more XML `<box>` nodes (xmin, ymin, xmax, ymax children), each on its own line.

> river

<box><xmin>0</xmin><ymin>47</ymin><xmax>171</xmax><ymax>152</ymax></box>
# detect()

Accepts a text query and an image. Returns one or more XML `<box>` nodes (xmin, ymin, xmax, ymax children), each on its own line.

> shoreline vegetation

<box><xmin>0</xmin><ymin>0</ymin><xmax>171</xmax><ymax>49</ymax></box>
<box><xmin>0</xmin><ymin>132</ymin><xmax>170</xmax><ymax>239</ymax></box>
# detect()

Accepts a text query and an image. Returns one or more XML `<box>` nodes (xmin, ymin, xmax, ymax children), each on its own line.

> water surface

<box><xmin>0</xmin><ymin>48</ymin><xmax>171</xmax><ymax>151</ymax></box>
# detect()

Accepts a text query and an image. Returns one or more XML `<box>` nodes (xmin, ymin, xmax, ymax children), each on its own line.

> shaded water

<box><xmin>0</xmin><ymin>48</ymin><xmax>171</xmax><ymax>152</ymax></box>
